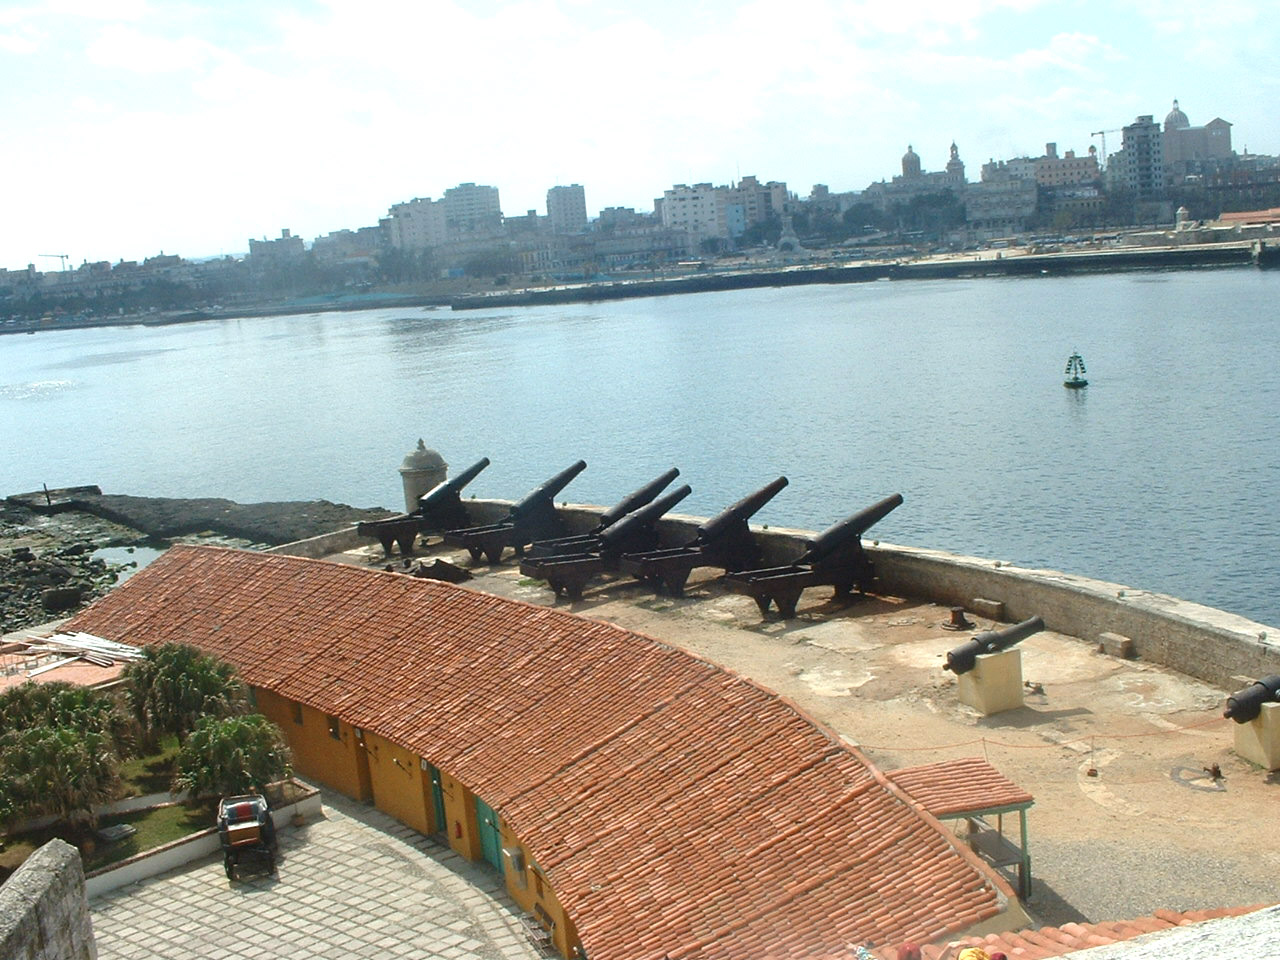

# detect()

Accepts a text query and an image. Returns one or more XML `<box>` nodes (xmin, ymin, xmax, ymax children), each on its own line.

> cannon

<box><xmin>721</xmin><ymin>493</ymin><xmax>903</xmax><ymax>618</ymax></box>
<box><xmin>943</xmin><ymin>616</ymin><xmax>1045</xmax><ymax>675</ymax></box>
<box><xmin>356</xmin><ymin>457</ymin><xmax>491</xmax><ymax>557</ymax></box>
<box><xmin>519</xmin><ymin>484</ymin><xmax>693</xmax><ymax>599</ymax></box>
<box><xmin>1223</xmin><ymin>675</ymin><xmax>1280</xmax><ymax>723</ymax></box>
<box><xmin>444</xmin><ymin>460</ymin><xmax>587</xmax><ymax>564</ymax></box>
<box><xmin>528</xmin><ymin>468</ymin><xmax>680</xmax><ymax>558</ymax></box>
<box><xmin>618</xmin><ymin>477</ymin><xmax>789</xmax><ymax>597</ymax></box>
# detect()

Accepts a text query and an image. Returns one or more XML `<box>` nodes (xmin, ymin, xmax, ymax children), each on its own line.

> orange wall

<box><xmin>438</xmin><ymin>770</ymin><xmax>482</xmax><ymax>861</ymax></box>
<box><xmin>253</xmin><ymin>687</ymin><xmax>370</xmax><ymax>801</ymax></box>
<box><xmin>499</xmin><ymin>822</ymin><xmax>578</xmax><ymax>957</ymax></box>
<box><xmin>362</xmin><ymin>731</ymin><xmax>433</xmax><ymax>835</ymax></box>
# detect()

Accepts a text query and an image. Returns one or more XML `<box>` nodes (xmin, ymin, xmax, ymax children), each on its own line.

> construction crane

<box><xmin>1090</xmin><ymin>129</ymin><xmax>1121</xmax><ymax>172</ymax></box>
<box><xmin>39</xmin><ymin>253</ymin><xmax>70</xmax><ymax>271</ymax></box>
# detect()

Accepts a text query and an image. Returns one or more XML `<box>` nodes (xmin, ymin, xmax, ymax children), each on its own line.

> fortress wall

<box><xmin>408</xmin><ymin>500</ymin><xmax>1280</xmax><ymax>690</ymax></box>
<box><xmin>0</xmin><ymin>839</ymin><xmax>96</xmax><ymax>960</ymax></box>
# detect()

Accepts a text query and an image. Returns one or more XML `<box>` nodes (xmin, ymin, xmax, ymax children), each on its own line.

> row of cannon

<box><xmin>357</xmin><ymin>459</ymin><xmax>901</xmax><ymax>618</ymax></box>
<box><xmin>358</xmin><ymin>459</ymin><xmax>1280</xmax><ymax>732</ymax></box>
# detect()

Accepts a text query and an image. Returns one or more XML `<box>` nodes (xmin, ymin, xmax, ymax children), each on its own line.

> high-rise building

<box><xmin>1113</xmin><ymin>115</ymin><xmax>1164</xmax><ymax>198</ymax></box>
<box><xmin>546</xmin><ymin>184</ymin><xmax>588</xmax><ymax>234</ymax></box>
<box><xmin>442</xmin><ymin>183</ymin><xmax>502</xmax><ymax>237</ymax></box>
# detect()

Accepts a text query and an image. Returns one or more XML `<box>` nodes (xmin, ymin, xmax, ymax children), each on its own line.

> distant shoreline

<box><xmin>4</xmin><ymin>239</ymin><xmax>1268</xmax><ymax>336</ymax></box>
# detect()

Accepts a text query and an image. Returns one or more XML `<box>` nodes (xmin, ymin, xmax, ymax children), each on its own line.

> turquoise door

<box><xmin>474</xmin><ymin>798</ymin><xmax>503</xmax><ymax>871</ymax></box>
<box><xmin>426</xmin><ymin>764</ymin><xmax>446</xmax><ymax>835</ymax></box>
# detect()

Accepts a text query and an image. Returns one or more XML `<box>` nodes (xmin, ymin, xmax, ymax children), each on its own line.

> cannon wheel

<box><xmin>483</xmin><ymin>546</ymin><xmax>504</xmax><ymax>564</ymax></box>
<box><xmin>224</xmin><ymin>851</ymin><xmax>236</xmax><ymax>880</ymax></box>
<box><xmin>467</xmin><ymin>546</ymin><xmax>483</xmax><ymax>563</ymax></box>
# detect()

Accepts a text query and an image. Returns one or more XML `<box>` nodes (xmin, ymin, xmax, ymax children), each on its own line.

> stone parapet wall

<box><xmin>0</xmin><ymin>839</ymin><xmax>96</xmax><ymax>960</ymax></box>
<box><xmin>451</xmin><ymin>499</ymin><xmax>1280</xmax><ymax>691</ymax></box>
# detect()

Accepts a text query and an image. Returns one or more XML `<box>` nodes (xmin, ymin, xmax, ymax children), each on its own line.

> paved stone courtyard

<box><xmin>89</xmin><ymin>794</ymin><xmax>543</xmax><ymax>960</ymax></box>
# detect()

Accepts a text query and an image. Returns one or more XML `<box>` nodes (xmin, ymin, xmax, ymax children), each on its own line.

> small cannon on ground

<box><xmin>444</xmin><ymin>460</ymin><xmax>587</xmax><ymax>563</ymax></box>
<box><xmin>618</xmin><ymin>476</ymin><xmax>789</xmax><ymax>597</ymax></box>
<box><xmin>527</xmin><ymin>468</ymin><xmax>680</xmax><ymax>559</ymax></box>
<box><xmin>1223</xmin><ymin>675</ymin><xmax>1280</xmax><ymax>723</ymax></box>
<box><xmin>357</xmin><ymin>457</ymin><xmax>491</xmax><ymax>557</ymax></box>
<box><xmin>943</xmin><ymin>616</ymin><xmax>1045</xmax><ymax>675</ymax></box>
<box><xmin>519</xmin><ymin>484</ymin><xmax>693</xmax><ymax>599</ymax></box>
<box><xmin>721</xmin><ymin>493</ymin><xmax>903</xmax><ymax>618</ymax></box>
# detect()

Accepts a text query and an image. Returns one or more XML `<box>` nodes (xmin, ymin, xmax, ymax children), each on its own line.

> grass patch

<box><xmin>116</xmin><ymin>736</ymin><xmax>181</xmax><ymax>797</ymax></box>
<box><xmin>83</xmin><ymin>802</ymin><xmax>214</xmax><ymax>872</ymax></box>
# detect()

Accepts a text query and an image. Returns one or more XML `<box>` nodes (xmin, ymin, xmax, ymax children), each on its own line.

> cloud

<box><xmin>85</xmin><ymin>24</ymin><xmax>221</xmax><ymax>72</ymax></box>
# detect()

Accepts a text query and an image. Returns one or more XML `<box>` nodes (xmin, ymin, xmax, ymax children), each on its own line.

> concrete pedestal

<box><xmin>1233</xmin><ymin>701</ymin><xmax>1280</xmax><ymax>771</ymax></box>
<box><xmin>957</xmin><ymin>647</ymin><xmax>1024</xmax><ymax>716</ymax></box>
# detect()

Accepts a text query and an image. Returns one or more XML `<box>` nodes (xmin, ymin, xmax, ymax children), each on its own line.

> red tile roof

<box><xmin>888</xmin><ymin>904</ymin><xmax>1269</xmax><ymax>959</ymax></box>
<box><xmin>66</xmin><ymin>546</ymin><xmax>1009</xmax><ymax>959</ymax></box>
<box><xmin>886</xmin><ymin>759</ymin><xmax>1033</xmax><ymax>818</ymax></box>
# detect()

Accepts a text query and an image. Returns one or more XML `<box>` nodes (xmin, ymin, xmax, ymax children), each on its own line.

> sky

<box><xmin>2</xmin><ymin>0</ymin><xmax>1279</xmax><ymax>270</ymax></box>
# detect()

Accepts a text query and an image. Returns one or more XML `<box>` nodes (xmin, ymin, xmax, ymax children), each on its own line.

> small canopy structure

<box><xmin>887</xmin><ymin>757</ymin><xmax>1035</xmax><ymax>898</ymax></box>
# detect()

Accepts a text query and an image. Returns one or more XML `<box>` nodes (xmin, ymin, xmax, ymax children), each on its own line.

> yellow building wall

<box><xmin>362</xmin><ymin>731</ymin><xmax>434</xmax><ymax>835</ymax></box>
<box><xmin>499</xmin><ymin>823</ymin><xmax>579</xmax><ymax>958</ymax></box>
<box><xmin>252</xmin><ymin>687</ymin><xmax>371</xmax><ymax>801</ymax></box>
<box><xmin>438</xmin><ymin>771</ymin><xmax>482</xmax><ymax>861</ymax></box>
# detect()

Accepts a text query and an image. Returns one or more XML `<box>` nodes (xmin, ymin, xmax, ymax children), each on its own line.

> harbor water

<box><xmin>3</xmin><ymin>268</ymin><xmax>1278</xmax><ymax>625</ymax></box>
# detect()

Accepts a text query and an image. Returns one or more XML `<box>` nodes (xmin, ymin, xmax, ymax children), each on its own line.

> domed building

<box><xmin>902</xmin><ymin>145</ymin><xmax>922</xmax><ymax>179</ymax></box>
<box><xmin>865</xmin><ymin>142</ymin><xmax>968</xmax><ymax>211</ymax></box>
<box><xmin>1162</xmin><ymin>99</ymin><xmax>1233</xmax><ymax>184</ymax></box>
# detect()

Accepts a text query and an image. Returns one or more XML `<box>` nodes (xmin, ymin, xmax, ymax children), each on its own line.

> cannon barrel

<box><xmin>796</xmin><ymin>493</ymin><xmax>904</xmax><ymax>564</ymax></box>
<box><xmin>599</xmin><ymin>485</ymin><xmax>692</xmax><ymax>549</ymax></box>
<box><xmin>511</xmin><ymin>460</ymin><xmax>587</xmax><ymax>517</ymax></box>
<box><xmin>943</xmin><ymin>615</ymin><xmax>1045</xmax><ymax>674</ymax></box>
<box><xmin>696</xmin><ymin>476</ymin><xmax>789</xmax><ymax>544</ymax></box>
<box><xmin>1223</xmin><ymin>674</ymin><xmax>1280</xmax><ymax>724</ymax></box>
<box><xmin>418</xmin><ymin>457</ymin><xmax>491</xmax><ymax>511</ymax></box>
<box><xmin>597</xmin><ymin>468</ymin><xmax>680</xmax><ymax>529</ymax></box>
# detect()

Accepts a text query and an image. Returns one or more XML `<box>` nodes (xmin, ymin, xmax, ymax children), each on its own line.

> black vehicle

<box><xmin>217</xmin><ymin>795</ymin><xmax>277</xmax><ymax>879</ymax></box>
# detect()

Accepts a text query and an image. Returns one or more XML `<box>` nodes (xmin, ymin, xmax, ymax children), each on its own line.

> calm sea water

<box><xmin>3</xmin><ymin>269</ymin><xmax>1278</xmax><ymax>625</ymax></box>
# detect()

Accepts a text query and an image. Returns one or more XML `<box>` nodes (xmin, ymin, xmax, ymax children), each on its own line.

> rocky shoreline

<box><xmin>1</xmin><ymin>489</ymin><xmax>392</xmax><ymax>634</ymax></box>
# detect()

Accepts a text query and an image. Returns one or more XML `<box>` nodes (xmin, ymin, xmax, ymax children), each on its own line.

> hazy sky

<box><xmin>3</xmin><ymin>0</ymin><xmax>1278</xmax><ymax>270</ymax></box>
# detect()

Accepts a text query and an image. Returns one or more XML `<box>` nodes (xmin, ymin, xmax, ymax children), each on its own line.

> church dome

<box><xmin>902</xmin><ymin>145</ymin><xmax>922</xmax><ymax>178</ymax></box>
<box><xmin>1165</xmin><ymin>99</ymin><xmax>1190</xmax><ymax>131</ymax></box>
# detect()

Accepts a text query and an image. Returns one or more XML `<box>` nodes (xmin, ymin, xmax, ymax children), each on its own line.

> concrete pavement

<box><xmin>89</xmin><ymin>793</ymin><xmax>544</xmax><ymax>960</ymax></box>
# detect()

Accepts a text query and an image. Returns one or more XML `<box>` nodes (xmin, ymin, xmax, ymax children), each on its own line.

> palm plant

<box><xmin>172</xmin><ymin>714</ymin><xmax>292</xmax><ymax>799</ymax></box>
<box><xmin>0</xmin><ymin>725</ymin><xmax>120</xmax><ymax>830</ymax></box>
<box><xmin>123</xmin><ymin>644</ymin><xmax>244</xmax><ymax>749</ymax></box>
<box><xmin>0</xmin><ymin>681</ymin><xmax>133</xmax><ymax>758</ymax></box>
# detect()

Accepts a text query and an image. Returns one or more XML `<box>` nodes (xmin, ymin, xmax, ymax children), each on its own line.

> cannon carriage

<box><xmin>520</xmin><ymin>484</ymin><xmax>693</xmax><ymax>599</ymax></box>
<box><xmin>444</xmin><ymin>460</ymin><xmax>587</xmax><ymax>564</ymax></box>
<box><xmin>357</xmin><ymin>457</ymin><xmax>491</xmax><ymax>557</ymax></box>
<box><xmin>618</xmin><ymin>477</ymin><xmax>789</xmax><ymax>596</ymax></box>
<box><xmin>721</xmin><ymin>493</ymin><xmax>902</xmax><ymax>618</ymax></box>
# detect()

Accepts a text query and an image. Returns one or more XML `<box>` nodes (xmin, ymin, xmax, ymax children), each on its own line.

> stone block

<box><xmin>1098</xmin><ymin>631</ymin><xmax>1136</xmax><ymax>659</ymax></box>
<box><xmin>1233</xmin><ymin>701</ymin><xmax>1280</xmax><ymax>771</ymax></box>
<box><xmin>956</xmin><ymin>647</ymin><xmax>1024</xmax><ymax>716</ymax></box>
<box><xmin>971</xmin><ymin>597</ymin><xmax>1005</xmax><ymax>621</ymax></box>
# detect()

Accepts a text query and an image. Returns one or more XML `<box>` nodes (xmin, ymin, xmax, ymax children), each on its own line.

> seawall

<box><xmin>450</xmin><ymin>243</ymin><xmax>1259</xmax><ymax>310</ymax></box>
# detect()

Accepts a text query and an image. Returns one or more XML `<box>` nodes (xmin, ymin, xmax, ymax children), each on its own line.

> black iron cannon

<box><xmin>1223</xmin><ymin>675</ymin><xmax>1280</xmax><ymax>723</ymax></box>
<box><xmin>618</xmin><ymin>476</ymin><xmax>789</xmax><ymax>597</ymax></box>
<box><xmin>943</xmin><ymin>616</ymin><xmax>1046</xmax><ymax>675</ymax></box>
<box><xmin>356</xmin><ymin>457</ymin><xmax>491</xmax><ymax>557</ymax></box>
<box><xmin>721</xmin><ymin>493</ymin><xmax>903</xmax><ymax>618</ymax></box>
<box><xmin>528</xmin><ymin>468</ymin><xmax>680</xmax><ymax>559</ymax></box>
<box><xmin>443</xmin><ymin>460</ymin><xmax>587</xmax><ymax>563</ymax></box>
<box><xmin>519</xmin><ymin>485</ymin><xmax>693</xmax><ymax>599</ymax></box>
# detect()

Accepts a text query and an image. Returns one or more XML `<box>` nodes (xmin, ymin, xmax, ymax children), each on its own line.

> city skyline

<box><xmin>4</xmin><ymin>0</ymin><xmax>1279</xmax><ymax>270</ymax></box>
